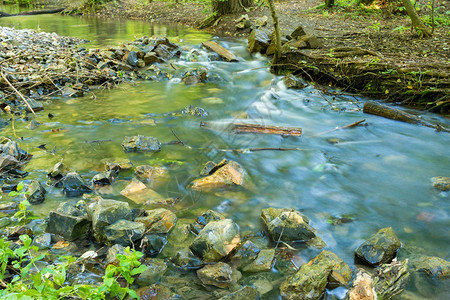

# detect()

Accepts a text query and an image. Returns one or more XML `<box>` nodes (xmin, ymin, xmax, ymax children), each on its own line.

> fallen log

<box><xmin>201</xmin><ymin>41</ymin><xmax>238</xmax><ymax>62</ymax></box>
<box><xmin>0</xmin><ymin>8</ymin><xmax>65</xmax><ymax>18</ymax></box>
<box><xmin>363</xmin><ymin>101</ymin><xmax>422</xmax><ymax>124</ymax></box>
<box><xmin>200</xmin><ymin>122</ymin><xmax>302</xmax><ymax>136</ymax></box>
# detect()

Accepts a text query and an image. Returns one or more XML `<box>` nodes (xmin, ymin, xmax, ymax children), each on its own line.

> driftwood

<box><xmin>201</xmin><ymin>41</ymin><xmax>238</xmax><ymax>62</ymax></box>
<box><xmin>200</xmin><ymin>122</ymin><xmax>302</xmax><ymax>136</ymax></box>
<box><xmin>0</xmin><ymin>8</ymin><xmax>65</xmax><ymax>18</ymax></box>
<box><xmin>363</xmin><ymin>101</ymin><xmax>422</xmax><ymax>124</ymax></box>
<box><xmin>315</xmin><ymin>119</ymin><xmax>366</xmax><ymax>136</ymax></box>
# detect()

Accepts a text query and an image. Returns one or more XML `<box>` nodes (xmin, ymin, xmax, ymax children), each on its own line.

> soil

<box><xmin>18</xmin><ymin>1</ymin><xmax>450</xmax><ymax>112</ymax></box>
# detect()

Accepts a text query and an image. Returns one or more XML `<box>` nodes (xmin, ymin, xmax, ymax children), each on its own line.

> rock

<box><xmin>242</xmin><ymin>249</ymin><xmax>275</xmax><ymax>272</ymax></box>
<box><xmin>261</xmin><ymin>208</ymin><xmax>316</xmax><ymax>242</ymax></box>
<box><xmin>247</xmin><ymin>29</ymin><xmax>270</xmax><ymax>54</ymax></box>
<box><xmin>104</xmin><ymin>219</ymin><xmax>145</xmax><ymax>246</ymax></box>
<box><xmin>298</xmin><ymin>34</ymin><xmax>322</xmax><ymax>49</ymax></box>
<box><xmin>135</xmin><ymin>208</ymin><xmax>177</xmax><ymax>234</ymax></box>
<box><xmin>373</xmin><ymin>259</ymin><xmax>410</xmax><ymax>299</ymax></box>
<box><xmin>91</xmin><ymin>198</ymin><xmax>133</xmax><ymax>243</ymax></box>
<box><xmin>347</xmin><ymin>271</ymin><xmax>376</xmax><ymax>300</ymax></box>
<box><xmin>135</xmin><ymin>284</ymin><xmax>181</xmax><ymax>300</ymax></box>
<box><xmin>235</xmin><ymin>14</ymin><xmax>252</xmax><ymax>30</ymax></box>
<box><xmin>218</xmin><ymin>285</ymin><xmax>260</xmax><ymax>300</ymax></box>
<box><xmin>190</xmin><ymin>160</ymin><xmax>245</xmax><ymax>191</ymax></box>
<box><xmin>105</xmin><ymin>244</ymin><xmax>126</xmax><ymax>266</ymax></box>
<box><xmin>136</xmin><ymin>258</ymin><xmax>167</xmax><ymax>287</ymax></box>
<box><xmin>290</xmin><ymin>25</ymin><xmax>307</xmax><ymax>39</ymax></box>
<box><xmin>190</xmin><ymin>210</ymin><xmax>225</xmax><ymax>235</ymax></box>
<box><xmin>1</xmin><ymin>140</ymin><xmax>30</xmax><ymax>161</ymax></box>
<box><xmin>190</xmin><ymin>219</ymin><xmax>240</xmax><ymax>262</ymax></box>
<box><xmin>197</xmin><ymin>262</ymin><xmax>233</xmax><ymax>288</ymax></box>
<box><xmin>123</xmin><ymin>51</ymin><xmax>138</xmax><ymax>66</ymax></box>
<box><xmin>120</xmin><ymin>177</ymin><xmax>146</xmax><ymax>195</ymax></box>
<box><xmin>120</xmin><ymin>178</ymin><xmax>164</xmax><ymax>204</ymax></box>
<box><xmin>142</xmin><ymin>234</ymin><xmax>168</xmax><ymax>256</ymax></box>
<box><xmin>62</xmin><ymin>172</ymin><xmax>91</xmax><ymax>197</ymax></box>
<box><xmin>243</xmin><ymin>275</ymin><xmax>273</xmax><ymax>295</ymax></box>
<box><xmin>92</xmin><ymin>171</ymin><xmax>117</xmax><ymax>187</ymax></box>
<box><xmin>45</xmin><ymin>210</ymin><xmax>91</xmax><ymax>241</ymax></box>
<box><xmin>47</xmin><ymin>162</ymin><xmax>70</xmax><ymax>183</ymax></box>
<box><xmin>254</xmin><ymin>16</ymin><xmax>268</xmax><ymax>28</ymax></box>
<box><xmin>283</xmin><ymin>74</ymin><xmax>307</xmax><ymax>89</ymax></box>
<box><xmin>26</xmin><ymin>180</ymin><xmax>46</xmax><ymax>204</ymax></box>
<box><xmin>135</xmin><ymin>165</ymin><xmax>168</xmax><ymax>187</ymax></box>
<box><xmin>202</xmin><ymin>41</ymin><xmax>238</xmax><ymax>62</ymax></box>
<box><xmin>431</xmin><ymin>176</ymin><xmax>450</xmax><ymax>191</ymax></box>
<box><xmin>121</xmin><ymin>135</ymin><xmax>161</xmax><ymax>153</ymax></box>
<box><xmin>26</xmin><ymin>119</ymin><xmax>40</xmax><ymax>129</ymax></box>
<box><xmin>310</xmin><ymin>250</ymin><xmax>352</xmax><ymax>288</ymax></box>
<box><xmin>0</xmin><ymin>217</ymin><xmax>11</xmax><ymax>229</ymax></box>
<box><xmin>32</xmin><ymin>233</ymin><xmax>51</xmax><ymax>250</ymax></box>
<box><xmin>181</xmin><ymin>105</ymin><xmax>209</xmax><ymax>117</ymax></box>
<box><xmin>171</xmin><ymin>249</ymin><xmax>204</xmax><ymax>270</ymax></box>
<box><xmin>0</xmin><ymin>154</ymin><xmax>20</xmax><ymax>171</ymax></box>
<box><xmin>144</xmin><ymin>51</ymin><xmax>163</xmax><ymax>65</ymax></box>
<box><xmin>26</xmin><ymin>98</ymin><xmax>44</xmax><ymax>113</ymax></box>
<box><xmin>355</xmin><ymin>227</ymin><xmax>401</xmax><ymax>266</ymax></box>
<box><xmin>230</xmin><ymin>240</ymin><xmax>260</xmax><ymax>269</ymax></box>
<box><xmin>410</xmin><ymin>255</ymin><xmax>450</xmax><ymax>278</ymax></box>
<box><xmin>105</xmin><ymin>159</ymin><xmax>133</xmax><ymax>172</ymax></box>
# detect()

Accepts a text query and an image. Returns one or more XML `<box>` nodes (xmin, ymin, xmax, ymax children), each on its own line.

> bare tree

<box><xmin>402</xmin><ymin>0</ymin><xmax>432</xmax><ymax>37</ymax></box>
<box><xmin>267</xmin><ymin>0</ymin><xmax>281</xmax><ymax>67</ymax></box>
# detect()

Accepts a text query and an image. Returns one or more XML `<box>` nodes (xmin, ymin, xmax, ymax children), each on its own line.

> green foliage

<box><xmin>8</xmin><ymin>182</ymin><xmax>36</xmax><ymax>224</ymax></box>
<box><xmin>0</xmin><ymin>236</ymin><xmax>146</xmax><ymax>299</ymax></box>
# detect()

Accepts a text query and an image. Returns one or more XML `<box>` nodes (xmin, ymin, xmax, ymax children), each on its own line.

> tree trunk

<box><xmin>325</xmin><ymin>0</ymin><xmax>334</xmax><ymax>7</ymax></box>
<box><xmin>212</xmin><ymin>0</ymin><xmax>254</xmax><ymax>16</ymax></box>
<box><xmin>0</xmin><ymin>8</ymin><xmax>65</xmax><ymax>18</ymax></box>
<box><xmin>402</xmin><ymin>0</ymin><xmax>432</xmax><ymax>37</ymax></box>
<box><xmin>267</xmin><ymin>0</ymin><xmax>281</xmax><ymax>67</ymax></box>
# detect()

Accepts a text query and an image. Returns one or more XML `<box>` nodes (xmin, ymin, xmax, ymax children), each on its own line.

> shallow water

<box><xmin>1</xmin><ymin>13</ymin><xmax>449</xmax><ymax>299</ymax></box>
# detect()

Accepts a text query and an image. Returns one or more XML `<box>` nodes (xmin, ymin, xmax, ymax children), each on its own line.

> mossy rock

<box><xmin>355</xmin><ymin>227</ymin><xmax>401</xmax><ymax>266</ymax></box>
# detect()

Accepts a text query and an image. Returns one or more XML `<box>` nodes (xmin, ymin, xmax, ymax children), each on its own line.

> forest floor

<box><xmin>59</xmin><ymin>1</ymin><xmax>450</xmax><ymax>112</ymax></box>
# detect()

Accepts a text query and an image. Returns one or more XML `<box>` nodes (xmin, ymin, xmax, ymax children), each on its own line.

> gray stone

<box><xmin>104</xmin><ymin>219</ymin><xmax>145</xmax><ymax>246</ymax></box>
<box><xmin>45</xmin><ymin>211</ymin><xmax>90</xmax><ymax>241</ymax></box>
<box><xmin>230</xmin><ymin>240</ymin><xmax>260</xmax><ymax>269</ymax></box>
<box><xmin>33</xmin><ymin>233</ymin><xmax>51</xmax><ymax>250</ymax></box>
<box><xmin>355</xmin><ymin>227</ymin><xmax>401</xmax><ymax>266</ymax></box>
<box><xmin>431</xmin><ymin>176</ymin><xmax>450</xmax><ymax>191</ymax></box>
<box><xmin>242</xmin><ymin>249</ymin><xmax>275</xmax><ymax>273</ymax></box>
<box><xmin>144</xmin><ymin>52</ymin><xmax>163</xmax><ymax>65</ymax></box>
<box><xmin>247</xmin><ymin>29</ymin><xmax>270</xmax><ymax>54</ymax></box>
<box><xmin>121</xmin><ymin>135</ymin><xmax>161</xmax><ymax>153</ymax></box>
<box><xmin>171</xmin><ymin>249</ymin><xmax>204</xmax><ymax>270</ymax></box>
<box><xmin>410</xmin><ymin>255</ymin><xmax>450</xmax><ymax>278</ymax></box>
<box><xmin>190</xmin><ymin>209</ymin><xmax>225</xmax><ymax>235</ymax></box>
<box><xmin>105</xmin><ymin>244</ymin><xmax>126</xmax><ymax>265</ymax></box>
<box><xmin>290</xmin><ymin>25</ymin><xmax>307</xmax><ymax>39</ymax></box>
<box><xmin>26</xmin><ymin>180</ymin><xmax>47</xmax><ymax>204</ymax></box>
<box><xmin>373</xmin><ymin>259</ymin><xmax>410</xmax><ymax>299</ymax></box>
<box><xmin>190</xmin><ymin>160</ymin><xmax>245</xmax><ymax>192</ymax></box>
<box><xmin>142</xmin><ymin>233</ymin><xmax>168</xmax><ymax>256</ymax></box>
<box><xmin>135</xmin><ymin>208</ymin><xmax>177</xmax><ymax>234</ymax></box>
<box><xmin>261</xmin><ymin>208</ymin><xmax>316</xmax><ymax>242</ymax></box>
<box><xmin>218</xmin><ymin>285</ymin><xmax>260</xmax><ymax>300</ymax></box>
<box><xmin>62</xmin><ymin>172</ymin><xmax>91</xmax><ymax>197</ymax></box>
<box><xmin>136</xmin><ymin>258</ymin><xmax>167</xmax><ymax>286</ymax></box>
<box><xmin>125</xmin><ymin>51</ymin><xmax>138</xmax><ymax>66</ymax></box>
<box><xmin>197</xmin><ymin>262</ymin><xmax>233</xmax><ymax>288</ymax></box>
<box><xmin>190</xmin><ymin>219</ymin><xmax>240</xmax><ymax>262</ymax></box>
<box><xmin>283</xmin><ymin>74</ymin><xmax>307</xmax><ymax>89</ymax></box>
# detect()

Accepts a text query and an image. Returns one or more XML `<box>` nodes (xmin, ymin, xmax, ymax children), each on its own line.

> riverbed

<box><xmin>1</xmin><ymin>11</ymin><xmax>449</xmax><ymax>299</ymax></box>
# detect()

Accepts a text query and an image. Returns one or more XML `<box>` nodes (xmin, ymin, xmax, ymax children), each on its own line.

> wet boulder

<box><xmin>135</xmin><ymin>165</ymin><xmax>168</xmax><ymax>187</ymax></box>
<box><xmin>92</xmin><ymin>170</ymin><xmax>117</xmax><ymax>187</ymax></box>
<box><xmin>46</xmin><ymin>202</ymin><xmax>91</xmax><ymax>241</ymax></box>
<box><xmin>142</xmin><ymin>234</ymin><xmax>168</xmax><ymax>256</ymax></box>
<box><xmin>355</xmin><ymin>227</ymin><xmax>401</xmax><ymax>266</ymax></box>
<box><xmin>261</xmin><ymin>208</ymin><xmax>316</xmax><ymax>242</ymax></box>
<box><xmin>32</xmin><ymin>233</ymin><xmax>52</xmax><ymax>250</ymax></box>
<box><xmin>190</xmin><ymin>219</ymin><xmax>240</xmax><ymax>262</ymax></box>
<box><xmin>230</xmin><ymin>240</ymin><xmax>260</xmax><ymax>269</ymax></box>
<box><xmin>197</xmin><ymin>262</ymin><xmax>233</xmax><ymax>288</ymax></box>
<box><xmin>120</xmin><ymin>178</ymin><xmax>164</xmax><ymax>204</ymax></box>
<box><xmin>123</xmin><ymin>51</ymin><xmax>138</xmax><ymax>67</ymax></box>
<box><xmin>242</xmin><ymin>249</ymin><xmax>275</xmax><ymax>273</ymax></box>
<box><xmin>135</xmin><ymin>208</ymin><xmax>177</xmax><ymax>234</ymax></box>
<box><xmin>182</xmin><ymin>69</ymin><xmax>208</xmax><ymax>85</ymax></box>
<box><xmin>0</xmin><ymin>154</ymin><xmax>20</xmax><ymax>171</ymax></box>
<box><xmin>104</xmin><ymin>219</ymin><xmax>145</xmax><ymax>246</ymax></box>
<box><xmin>105</xmin><ymin>159</ymin><xmax>133</xmax><ymax>172</ymax></box>
<box><xmin>121</xmin><ymin>135</ymin><xmax>161</xmax><ymax>153</ymax></box>
<box><xmin>181</xmin><ymin>105</ymin><xmax>209</xmax><ymax>117</ymax></box>
<box><xmin>431</xmin><ymin>176</ymin><xmax>450</xmax><ymax>191</ymax></box>
<box><xmin>218</xmin><ymin>286</ymin><xmax>260</xmax><ymax>300</ymax></box>
<box><xmin>373</xmin><ymin>259</ymin><xmax>410</xmax><ymax>299</ymax></box>
<box><xmin>91</xmin><ymin>198</ymin><xmax>133</xmax><ymax>243</ymax></box>
<box><xmin>144</xmin><ymin>52</ymin><xmax>164</xmax><ymax>65</ymax></box>
<box><xmin>1</xmin><ymin>140</ymin><xmax>31</xmax><ymax>161</ymax></box>
<box><xmin>190</xmin><ymin>209</ymin><xmax>225</xmax><ymax>235</ymax></box>
<box><xmin>190</xmin><ymin>160</ymin><xmax>246</xmax><ymax>192</ymax></box>
<box><xmin>135</xmin><ymin>284</ymin><xmax>181</xmax><ymax>300</ymax></box>
<box><xmin>289</xmin><ymin>25</ymin><xmax>307</xmax><ymax>40</ymax></box>
<box><xmin>310</xmin><ymin>250</ymin><xmax>352</xmax><ymax>288</ymax></box>
<box><xmin>136</xmin><ymin>258</ymin><xmax>167</xmax><ymax>287</ymax></box>
<box><xmin>105</xmin><ymin>244</ymin><xmax>126</xmax><ymax>266</ymax></box>
<box><xmin>247</xmin><ymin>29</ymin><xmax>270</xmax><ymax>54</ymax></box>
<box><xmin>26</xmin><ymin>180</ymin><xmax>47</xmax><ymax>204</ymax></box>
<box><xmin>283</xmin><ymin>74</ymin><xmax>307</xmax><ymax>89</ymax></box>
<box><xmin>347</xmin><ymin>271</ymin><xmax>376</xmax><ymax>300</ymax></box>
<box><xmin>171</xmin><ymin>249</ymin><xmax>204</xmax><ymax>270</ymax></box>
<box><xmin>410</xmin><ymin>255</ymin><xmax>450</xmax><ymax>278</ymax></box>
<box><xmin>62</xmin><ymin>172</ymin><xmax>91</xmax><ymax>197</ymax></box>
<box><xmin>47</xmin><ymin>161</ymin><xmax>70</xmax><ymax>184</ymax></box>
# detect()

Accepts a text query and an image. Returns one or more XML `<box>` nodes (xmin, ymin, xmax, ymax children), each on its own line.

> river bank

<box><xmin>67</xmin><ymin>0</ymin><xmax>449</xmax><ymax>113</ymax></box>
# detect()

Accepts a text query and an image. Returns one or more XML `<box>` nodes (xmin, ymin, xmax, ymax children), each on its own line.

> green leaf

<box><xmin>127</xmin><ymin>288</ymin><xmax>139</xmax><ymax>299</ymax></box>
<box><xmin>17</xmin><ymin>182</ymin><xmax>24</xmax><ymax>192</ymax></box>
<box><xmin>131</xmin><ymin>264</ymin><xmax>147</xmax><ymax>276</ymax></box>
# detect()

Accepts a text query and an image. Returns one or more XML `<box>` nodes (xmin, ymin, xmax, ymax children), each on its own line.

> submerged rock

<box><xmin>135</xmin><ymin>284</ymin><xmax>181</xmax><ymax>300</ymax></box>
<box><xmin>46</xmin><ymin>209</ymin><xmax>90</xmax><ymax>241</ymax></box>
<box><xmin>431</xmin><ymin>176</ymin><xmax>450</xmax><ymax>191</ymax></box>
<box><xmin>33</xmin><ymin>233</ymin><xmax>51</xmax><ymax>250</ymax></box>
<box><xmin>261</xmin><ymin>208</ymin><xmax>316</xmax><ymax>242</ymax></box>
<box><xmin>373</xmin><ymin>259</ymin><xmax>410</xmax><ymax>299</ymax></box>
<box><xmin>242</xmin><ymin>249</ymin><xmax>275</xmax><ymax>273</ymax></box>
<box><xmin>190</xmin><ymin>209</ymin><xmax>225</xmax><ymax>235</ymax></box>
<box><xmin>311</xmin><ymin>250</ymin><xmax>352</xmax><ymax>288</ymax></box>
<box><xmin>283</xmin><ymin>74</ymin><xmax>307</xmax><ymax>89</ymax></box>
<box><xmin>197</xmin><ymin>262</ymin><xmax>233</xmax><ymax>288</ymax></box>
<box><xmin>248</xmin><ymin>29</ymin><xmax>270</xmax><ymax>54</ymax></box>
<box><xmin>120</xmin><ymin>178</ymin><xmax>164</xmax><ymax>204</ymax></box>
<box><xmin>121</xmin><ymin>135</ymin><xmax>161</xmax><ymax>153</ymax></box>
<box><xmin>171</xmin><ymin>249</ymin><xmax>204</xmax><ymax>270</ymax></box>
<box><xmin>135</xmin><ymin>208</ymin><xmax>177</xmax><ymax>234</ymax></box>
<box><xmin>136</xmin><ymin>258</ymin><xmax>167</xmax><ymax>287</ymax></box>
<box><xmin>47</xmin><ymin>161</ymin><xmax>69</xmax><ymax>183</ymax></box>
<box><xmin>190</xmin><ymin>160</ymin><xmax>245</xmax><ymax>191</ymax></box>
<box><xmin>104</xmin><ymin>219</ymin><xmax>145</xmax><ymax>246</ymax></box>
<box><xmin>26</xmin><ymin>180</ymin><xmax>47</xmax><ymax>204</ymax></box>
<box><xmin>105</xmin><ymin>244</ymin><xmax>126</xmax><ymax>266</ymax></box>
<box><xmin>230</xmin><ymin>240</ymin><xmax>261</xmax><ymax>269</ymax></box>
<box><xmin>218</xmin><ymin>285</ymin><xmax>260</xmax><ymax>300</ymax></box>
<box><xmin>190</xmin><ymin>219</ymin><xmax>240</xmax><ymax>262</ymax></box>
<box><xmin>181</xmin><ymin>105</ymin><xmax>209</xmax><ymax>117</ymax></box>
<box><xmin>410</xmin><ymin>255</ymin><xmax>450</xmax><ymax>278</ymax></box>
<box><xmin>141</xmin><ymin>233</ymin><xmax>168</xmax><ymax>256</ymax></box>
<box><xmin>135</xmin><ymin>165</ymin><xmax>168</xmax><ymax>187</ymax></box>
<box><xmin>355</xmin><ymin>227</ymin><xmax>401</xmax><ymax>266</ymax></box>
<box><xmin>62</xmin><ymin>172</ymin><xmax>91</xmax><ymax>197</ymax></box>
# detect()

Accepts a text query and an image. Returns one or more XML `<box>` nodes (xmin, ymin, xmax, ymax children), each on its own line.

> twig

<box><xmin>314</xmin><ymin>119</ymin><xmax>366</xmax><ymax>136</ymax></box>
<box><xmin>234</xmin><ymin>147</ymin><xmax>306</xmax><ymax>152</ymax></box>
<box><xmin>1</xmin><ymin>70</ymin><xmax>36</xmax><ymax>117</ymax></box>
<box><xmin>170</xmin><ymin>129</ymin><xmax>188</xmax><ymax>147</ymax></box>
<box><xmin>275</xmin><ymin>209</ymin><xmax>294</xmax><ymax>249</ymax></box>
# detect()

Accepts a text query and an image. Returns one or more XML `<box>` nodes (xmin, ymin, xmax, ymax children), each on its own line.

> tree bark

<box><xmin>267</xmin><ymin>0</ymin><xmax>281</xmax><ymax>68</ymax></box>
<box><xmin>0</xmin><ymin>8</ymin><xmax>65</xmax><ymax>18</ymax></box>
<box><xmin>402</xmin><ymin>0</ymin><xmax>432</xmax><ymax>37</ymax></box>
<box><xmin>212</xmin><ymin>0</ymin><xmax>254</xmax><ymax>16</ymax></box>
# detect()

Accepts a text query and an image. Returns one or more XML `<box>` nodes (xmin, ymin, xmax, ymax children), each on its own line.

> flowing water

<box><xmin>1</xmin><ymin>12</ymin><xmax>449</xmax><ymax>299</ymax></box>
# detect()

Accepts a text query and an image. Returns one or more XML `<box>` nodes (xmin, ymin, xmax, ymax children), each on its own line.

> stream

<box><xmin>1</xmin><ymin>10</ymin><xmax>449</xmax><ymax>299</ymax></box>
